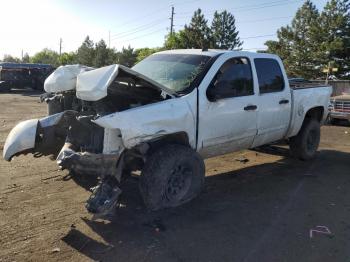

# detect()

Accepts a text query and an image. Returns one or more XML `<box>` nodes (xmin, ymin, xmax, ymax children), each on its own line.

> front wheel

<box><xmin>289</xmin><ymin>119</ymin><xmax>320</xmax><ymax>160</ymax></box>
<box><xmin>139</xmin><ymin>144</ymin><xmax>205</xmax><ymax>210</ymax></box>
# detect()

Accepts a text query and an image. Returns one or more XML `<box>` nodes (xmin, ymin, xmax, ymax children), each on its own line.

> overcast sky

<box><xmin>0</xmin><ymin>0</ymin><xmax>327</xmax><ymax>58</ymax></box>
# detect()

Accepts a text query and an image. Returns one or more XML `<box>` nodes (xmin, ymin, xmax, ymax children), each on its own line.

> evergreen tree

<box><xmin>265</xmin><ymin>1</ymin><xmax>320</xmax><ymax>78</ymax></box>
<box><xmin>94</xmin><ymin>39</ymin><xmax>109</xmax><ymax>67</ymax></box>
<box><xmin>185</xmin><ymin>8</ymin><xmax>211</xmax><ymax>49</ymax></box>
<box><xmin>317</xmin><ymin>0</ymin><xmax>350</xmax><ymax>78</ymax></box>
<box><xmin>115</xmin><ymin>46</ymin><xmax>137</xmax><ymax>67</ymax></box>
<box><xmin>211</xmin><ymin>10</ymin><xmax>242</xmax><ymax>49</ymax></box>
<box><xmin>76</xmin><ymin>36</ymin><xmax>95</xmax><ymax>66</ymax></box>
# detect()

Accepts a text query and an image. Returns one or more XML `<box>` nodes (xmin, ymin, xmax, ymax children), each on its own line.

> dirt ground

<box><xmin>0</xmin><ymin>90</ymin><xmax>350</xmax><ymax>262</ymax></box>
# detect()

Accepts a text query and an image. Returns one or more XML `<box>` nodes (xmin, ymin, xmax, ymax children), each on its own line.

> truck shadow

<box><xmin>62</xmin><ymin>149</ymin><xmax>350</xmax><ymax>262</ymax></box>
<box><xmin>0</xmin><ymin>88</ymin><xmax>43</xmax><ymax>97</ymax></box>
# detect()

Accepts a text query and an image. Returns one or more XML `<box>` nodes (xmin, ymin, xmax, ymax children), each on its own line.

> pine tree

<box><xmin>211</xmin><ymin>11</ymin><xmax>242</xmax><ymax>49</ymax></box>
<box><xmin>94</xmin><ymin>39</ymin><xmax>109</xmax><ymax>67</ymax></box>
<box><xmin>185</xmin><ymin>8</ymin><xmax>211</xmax><ymax>49</ymax></box>
<box><xmin>265</xmin><ymin>1</ymin><xmax>320</xmax><ymax>78</ymax></box>
<box><xmin>318</xmin><ymin>0</ymin><xmax>350</xmax><ymax>79</ymax></box>
<box><xmin>76</xmin><ymin>36</ymin><xmax>95</xmax><ymax>66</ymax></box>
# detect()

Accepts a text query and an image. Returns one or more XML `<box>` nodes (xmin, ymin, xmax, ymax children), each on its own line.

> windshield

<box><xmin>132</xmin><ymin>54</ymin><xmax>211</xmax><ymax>93</ymax></box>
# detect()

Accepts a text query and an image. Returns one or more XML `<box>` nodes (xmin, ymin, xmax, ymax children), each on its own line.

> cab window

<box><xmin>254</xmin><ymin>58</ymin><xmax>284</xmax><ymax>93</ymax></box>
<box><xmin>207</xmin><ymin>57</ymin><xmax>254</xmax><ymax>101</ymax></box>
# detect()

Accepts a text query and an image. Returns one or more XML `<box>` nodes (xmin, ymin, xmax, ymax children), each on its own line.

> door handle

<box><xmin>244</xmin><ymin>105</ymin><xmax>257</xmax><ymax>111</ymax></box>
<box><xmin>279</xmin><ymin>99</ymin><xmax>289</xmax><ymax>104</ymax></box>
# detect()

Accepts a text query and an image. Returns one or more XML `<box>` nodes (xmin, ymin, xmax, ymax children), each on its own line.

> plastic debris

<box><xmin>309</xmin><ymin>225</ymin><xmax>332</xmax><ymax>238</ymax></box>
<box><xmin>51</xmin><ymin>247</ymin><xmax>60</xmax><ymax>253</ymax></box>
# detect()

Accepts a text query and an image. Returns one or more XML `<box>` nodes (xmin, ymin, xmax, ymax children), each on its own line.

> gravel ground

<box><xmin>0</xmin><ymin>90</ymin><xmax>350</xmax><ymax>262</ymax></box>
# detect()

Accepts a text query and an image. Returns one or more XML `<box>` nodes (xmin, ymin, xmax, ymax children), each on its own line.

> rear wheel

<box><xmin>289</xmin><ymin>119</ymin><xmax>320</xmax><ymax>160</ymax></box>
<box><xmin>139</xmin><ymin>144</ymin><xmax>205</xmax><ymax>210</ymax></box>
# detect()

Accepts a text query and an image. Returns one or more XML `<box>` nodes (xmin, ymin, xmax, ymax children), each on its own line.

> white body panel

<box><xmin>93</xmin><ymin>91</ymin><xmax>197</xmax><ymax>149</ymax></box>
<box><xmin>251</xmin><ymin>56</ymin><xmax>292</xmax><ymax>147</ymax></box>
<box><xmin>287</xmin><ymin>86</ymin><xmax>332</xmax><ymax>137</ymax></box>
<box><xmin>196</xmin><ymin>52</ymin><xmax>259</xmax><ymax>158</ymax></box>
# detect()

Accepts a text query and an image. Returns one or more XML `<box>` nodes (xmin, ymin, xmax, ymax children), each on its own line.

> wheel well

<box><xmin>305</xmin><ymin>106</ymin><xmax>324</xmax><ymax>122</ymax></box>
<box><xmin>147</xmin><ymin>132</ymin><xmax>190</xmax><ymax>149</ymax></box>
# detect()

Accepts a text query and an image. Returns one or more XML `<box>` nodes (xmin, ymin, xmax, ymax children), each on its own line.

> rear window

<box><xmin>254</xmin><ymin>58</ymin><xmax>284</xmax><ymax>93</ymax></box>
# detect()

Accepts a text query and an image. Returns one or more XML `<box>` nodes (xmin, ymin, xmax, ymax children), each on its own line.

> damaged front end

<box><xmin>3</xmin><ymin>64</ymin><xmax>174</xmax><ymax>216</ymax></box>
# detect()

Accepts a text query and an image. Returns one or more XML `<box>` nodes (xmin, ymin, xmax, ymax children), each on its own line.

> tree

<box><xmin>135</xmin><ymin>47</ymin><xmax>164</xmax><ymax>62</ymax></box>
<box><xmin>30</xmin><ymin>48</ymin><xmax>59</xmax><ymax>65</ymax></box>
<box><xmin>265</xmin><ymin>1</ymin><xmax>320</xmax><ymax>78</ymax></box>
<box><xmin>115</xmin><ymin>46</ymin><xmax>137</xmax><ymax>67</ymax></box>
<box><xmin>164</xmin><ymin>30</ymin><xmax>192</xmax><ymax>49</ymax></box>
<box><xmin>76</xmin><ymin>36</ymin><xmax>95</xmax><ymax>66</ymax></box>
<box><xmin>317</xmin><ymin>0</ymin><xmax>350</xmax><ymax>79</ymax></box>
<box><xmin>59</xmin><ymin>52</ymin><xmax>77</xmax><ymax>65</ymax></box>
<box><xmin>211</xmin><ymin>10</ymin><xmax>242</xmax><ymax>49</ymax></box>
<box><xmin>186</xmin><ymin>8</ymin><xmax>211</xmax><ymax>49</ymax></box>
<box><xmin>22</xmin><ymin>53</ymin><xmax>30</xmax><ymax>63</ymax></box>
<box><xmin>1</xmin><ymin>54</ymin><xmax>21</xmax><ymax>63</ymax></box>
<box><xmin>94</xmin><ymin>39</ymin><xmax>110</xmax><ymax>67</ymax></box>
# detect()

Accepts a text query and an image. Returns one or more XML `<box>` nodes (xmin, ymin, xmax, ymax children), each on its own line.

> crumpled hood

<box><xmin>76</xmin><ymin>64</ymin><xmax>174</xmax><ymax>101</ymax></box>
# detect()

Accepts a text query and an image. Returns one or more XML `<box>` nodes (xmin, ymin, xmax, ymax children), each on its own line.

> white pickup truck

<box><xmin>3</xmin><ymin>49</ymin><xmax>332</xmax><ymax>215</ymax></box>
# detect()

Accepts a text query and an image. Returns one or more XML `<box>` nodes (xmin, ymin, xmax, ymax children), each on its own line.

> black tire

<box><xmin>289</xmin><ymin>119</ymin><xmax>320</xmax><ymax>160</ymax></box>
<box><xmin>139</xmin><ymin>144</ymin><xmax>205</xmax><ymax>210</ymax></box>
<box><xmin>329</xmin><ymin>117</ymin><xmax>339</xmax><ymax>125</ymax></box>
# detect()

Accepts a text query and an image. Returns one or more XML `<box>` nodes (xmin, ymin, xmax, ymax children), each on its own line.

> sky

<box><xmin>0</xmin><ymin>0</ymin><xmax>328</xmax><ymax>59</ymax></box>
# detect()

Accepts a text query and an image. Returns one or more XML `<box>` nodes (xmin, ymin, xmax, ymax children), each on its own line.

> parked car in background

<box><xmin>0</xmin><ymin>63</ymin><xmax>55</xmax><ymax>92</ymax></box>
<box><xmin>329</xmin><ymin>94</ymin><xmax>350</xmax><ymax>124</ymax></box>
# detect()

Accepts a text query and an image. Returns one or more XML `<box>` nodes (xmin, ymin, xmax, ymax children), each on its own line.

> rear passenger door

<box><xmin>251</xmin><ymin>58</ymin><xmax>291</xmax><ymax>147</ymax></box>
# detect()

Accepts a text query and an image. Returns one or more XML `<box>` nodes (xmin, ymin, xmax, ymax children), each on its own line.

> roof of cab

<box><xmin>155</xmin><ymin>49</ymin><xmax>279</xmax><ymax>59</ymax></box>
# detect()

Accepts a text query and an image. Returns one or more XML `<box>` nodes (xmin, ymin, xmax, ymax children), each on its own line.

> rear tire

<box><xmin>140</xmin><ymin>144</ymin><xmax>205</xmax><ymax>210</ymax></box>
<box><xmin>289</xmin><ymin>119</ymin><xmax>320</xmax><ymax>160</ymax></box>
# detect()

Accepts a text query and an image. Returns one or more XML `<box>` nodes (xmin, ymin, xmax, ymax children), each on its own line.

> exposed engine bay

<box><xmin>4</xmin><ymin>64</ymin><xmax>174</xmax><ymax>216</ymax></box>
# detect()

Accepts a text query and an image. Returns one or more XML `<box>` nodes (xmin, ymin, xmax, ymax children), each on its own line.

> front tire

<box><xmin>289</xmin><ymin>119</ymin><xmax>321</xmax><ymax>160</ymax></box>
<box><xmin>140</xmin><ymin>144</ymin><xmax>205</xmax><ymax>210</ymax></box>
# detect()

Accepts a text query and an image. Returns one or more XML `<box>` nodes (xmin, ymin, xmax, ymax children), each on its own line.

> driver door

<box><xmin>197</xmin><ymin>56</ymin><xmax>258</xmax><ymax>158</ymax></box>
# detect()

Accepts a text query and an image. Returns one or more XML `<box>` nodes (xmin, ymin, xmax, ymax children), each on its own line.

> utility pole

<box><xmin>108</xmin><ymin>30</ymin><xmax>111</xmax><ymax>49</ymax></box>
<box><xmin>59</xmin><ymin>38</ymin><xmax>62</xmax><ymax>57</ymax></box>
<box><xmin>170</xmin><ymin>6</ymin><xmax>175</xmax><ymax>36</ymax></box>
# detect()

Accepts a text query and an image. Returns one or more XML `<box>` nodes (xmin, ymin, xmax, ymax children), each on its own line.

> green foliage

<box><xmin>22</xmin><ymin>53</ymin><xmax>30</xmax><ymax>63</ymax></box>
<box><xmin>211</xmin><ymin>10</ymin><xmax>242</xmax><ymax>49</ymax></box>
<box><xmin>265</xmin><ymin>0</ymin><xmax>350</xmax><ymax>79</ymax></box>
<box><xmin>1</xmin><ymin>54</ymin><xmax>21</xmax><ymax>63</ymax></box>
<box><xmin>135</xmin><ymin>47</ymin><xmax>164</xmax><ymax>63</ymax></box>
<box><xmin>30</xmin><ymin>48</ymin><xmax>60</xmax><ymax>66</ymax></box>
<box><xmin>185</xmin><ymin>8</ymin><xmax>212</xmax><ymax>49</ymax></box>
<box><xmin>59</xmin><ymin>52</ymin><xmax>77</xmax><ymax>65</ymax></box>
<box><xmin>76</xmin><ymin>36</ymin><xmax>95</xmax><ymax>66</ymax></box>
<box><xmin>115</xmin><ymin>46</ymin><xmax>137</xmax><ymax>67</ymax></box>
<box><xmin>94</xmin><ymin>39</ymin><xmax>111</xmax><ymax>67</ymax></box>
<box><xmin>165</xmin><ymin>9</ymin><xmax>241</xmax><ymax>50</ymax></box>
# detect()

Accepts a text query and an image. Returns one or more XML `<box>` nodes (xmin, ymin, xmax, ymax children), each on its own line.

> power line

<box><xmin>241</xmin><ymin>34</ymin><xmax>276</xmax><ymax>39</ymax></box>
<box><xmin>113</xmin><ymin>27</ymin><xmax>166</xmax><ymax>44</ymax></box>
<box><xmin>111</xmin><ymin>17</ymin><xmax>168</xmax><ymax>39</ymax></box>
<box><xmin>175</xmin><ymin>0</ymin><xmax>303</xmax><ymax>18</ymax></box>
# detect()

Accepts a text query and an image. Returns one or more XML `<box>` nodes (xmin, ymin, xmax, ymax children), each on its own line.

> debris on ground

<box><xmin>309</xmin><ymin>225</ymin><xmax>332</xmax><ymax>238</ymax></box>
<box><xmin>51</xmin><ymin>247</ymin><xmax>60</xmax><ymax>253</ymax></box>
<box><xmin>235</xmin><ymin>157</ymin><xmax>249</xmax><ymax>164</ymax></box>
